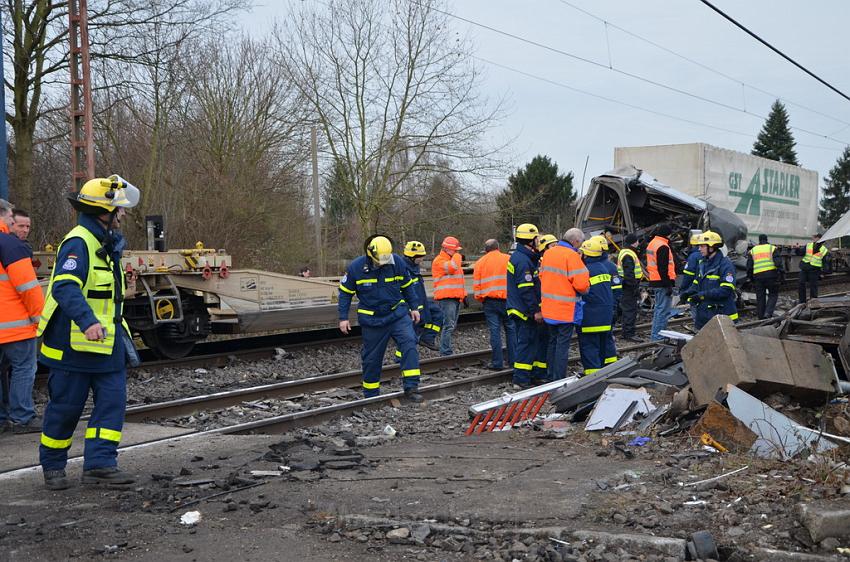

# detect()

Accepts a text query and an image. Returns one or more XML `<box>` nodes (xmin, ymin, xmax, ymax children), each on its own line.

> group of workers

<box><xmin>338</xmin><ymin>222</ymin><xmax>752</xmax><ymax>397</ymax></box>
<box><xmin>4</xmin><ymin>174</ymin><xmax>827</xmax><ymax>493</ymax></box>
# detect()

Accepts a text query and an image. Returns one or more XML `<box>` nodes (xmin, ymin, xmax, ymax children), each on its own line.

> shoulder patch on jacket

<box><xmin>725</xmin><ymin>273</ymin><xmax>734</xmax><ymax>283</ymax></box>
<box><xmin>62</xmin><ymin>258</ymin><xmax>78</xmax><ymax>271</ymax></box>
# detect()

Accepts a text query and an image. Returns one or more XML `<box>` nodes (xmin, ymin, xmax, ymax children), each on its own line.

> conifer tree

<box><xmin>752</xmin><ymin>100</ymin><xmax>799</xmax><ymax>165</ymax></box>
<box><xmin>819</xmin><ymin>146</ymin><xmax>850</xmax><ymax>228</ymax></box>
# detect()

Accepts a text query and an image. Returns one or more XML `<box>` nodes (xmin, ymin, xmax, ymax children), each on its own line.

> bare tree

<box><xmin>3</xmin><ymin>0</ymin><xmax>246</xmax><ymax>212</ymax></box>
<box><xmin>275</xmin><ymin>0</ymin><xmax>506</xmax><ymax>237</ymax></box>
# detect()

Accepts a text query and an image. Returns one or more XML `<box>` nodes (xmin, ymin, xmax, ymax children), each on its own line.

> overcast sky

<box><xmin>242</xmin><ymin>0</ymin><xmax>850</xmax><ymax>194</ymax></box>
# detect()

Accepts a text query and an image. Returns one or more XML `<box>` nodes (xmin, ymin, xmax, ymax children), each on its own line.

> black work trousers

<box><xmin>754</xmin><ymin>278</ymin><xmax>779</xmax><ymax>319</ymax></box>
<box><xmin>619</xmin><ymin>284</ymin><xmax>639</xmax><ymax>338</ymax></box>
<box><xmin>798</xmin><ymin>268</ymin><xmax>820</xmax><ymax>303</ymax></box>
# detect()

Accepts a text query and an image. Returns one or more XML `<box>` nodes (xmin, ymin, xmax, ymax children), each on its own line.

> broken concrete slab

<box><xmin>725</xmin><ymin>385</ymin><xmax>837</xmax><ymax>459</ymax></box>
<box><xmin>690</xmin><ymin>401</ymin><xmax>757</xmax><ymax>453</ymax></box>
<box><xmin>781</xmin><ymin>339</ymin><xmax>839</xmax><ymax>397</ymax></box>
<box><xmin>585</xmin><ymin>386</ymin><xmax>654</xmax><ymax>432</ymax></box>
<box><xmin>798</xmin><ymin>501</ymin><xmax>850</xmax><ymax>542</ymax></box>
<box><xmin>683</xmin><ymin>315</ymin><xmax>838</xmax><ymax>407</ymax></box>
<box><xmin>570</xmin><ymin>530</ymin><xmax>686</xmax><ymax>558</ymax></box>
<box><xmin>682</xmin><ymin>315</ymin><xmax>755</xmax><ymax>406</ymax></box>
<box><xmin>549</xmin><ymin>357</ymin><xmax>639</xmax><ymax>413</ymax></box>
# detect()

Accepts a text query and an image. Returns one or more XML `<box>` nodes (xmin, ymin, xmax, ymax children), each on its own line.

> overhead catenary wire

<box><xmin>425</xmin><ymin>3</ymin><xmax>850</xmax><ymax>147</ymax></box>
<box><xmin>475</xmin><ymin>56</ymin><xmax>839</xmax><ymax>152</ymax></box>
<box><xmin>698</xmin><ymin>0</ymin><xmax>850</xmax><ymax>104</ymax></box>
<box><xmin>557</xmin><ymin>0</ymin><xmax>850</xmax><ymax>131</ymax></box>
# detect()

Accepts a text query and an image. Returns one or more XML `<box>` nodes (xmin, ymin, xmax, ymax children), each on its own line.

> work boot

<box><xmin>11</xmin><ymin>415</ymin><xmax>42</xmax><ymax>434</ymax></box>
<box><xmin>81</xmin><ymin>467</ymin><xmax>136</xmax><ymax>485</ymax></box>
<box><xmin>403</xmin><ymin>388</ymin><xmax>424</xmax><ymax>403</ymax></box>
<box><xmin>43</xmin><ymin>469</ymin><xmax>71</xmax><ymax>491</ymax></box>
<box><xmin>418</xmin><ymin>339</ymin><xmax>439</xmax><ymax>352</ymax></box>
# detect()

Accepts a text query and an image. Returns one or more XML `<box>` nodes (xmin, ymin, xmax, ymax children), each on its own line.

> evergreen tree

<box><xmin>819</xmin><ymin>146</ymin><xmax>850</xmax><ymax>228</ymax></box>
<box><xmin>752</xmin><ymin>100</ymin><xmax>799</xmax><ymax>165</ymax></box>
<box><xmin>496</xmin><ymin>155</ymin><xmax>575</xmax><ymax>241</ymax></box>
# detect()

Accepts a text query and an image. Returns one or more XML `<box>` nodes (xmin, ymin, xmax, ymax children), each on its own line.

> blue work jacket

<box><xmin>580</xmin><ymin>254</ymin><xmax>615</xmax><ymax>332</ymax></box>
<box><xmin>694</xmin><ymin>251</ymin><xmax>738</xmax><ymax>319</ymax></box>
<box><xmin>506</xmin><ymin>243</ymin><xmax>540</xmax><ymax>321</ymax></box>
<box><xmin>680</xmin><ymin>248</ymin><xmax>702</xmax><ymax>290</ymax></box>
<box><xmin>401</xmin><ymin>255</ymin><xmax>432</xmax><ymax>325</ymax></box>
<box><xmin>338</xmin><ymin>254</ymin><xmax>421</xmax><ymax>327</ymax></box>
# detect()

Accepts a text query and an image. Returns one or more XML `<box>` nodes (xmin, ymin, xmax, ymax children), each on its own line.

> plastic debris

<box><xmin>180</xmin><ymin>511</ymin><xmax>202</xmax><ymax>526</ymax></box>
<box><xmin>627</xmin><ymin>437</ymin><xmax>651</xmax><ymax>447</ymax></box>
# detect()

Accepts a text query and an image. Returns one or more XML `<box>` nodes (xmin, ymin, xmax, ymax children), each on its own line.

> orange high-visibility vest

<box><xmin>646</xmin><ymin>236</ymin><xmax>676</xmax><ymax>281</ymax></box>
<box><xmin>432</xmin><ymin>251</ymin><xmax>466</xmax><ymax>300</ymax></box>
<box><xmin>473</xmin><ymin>250</ymin><xmax>509</xmax><ymax>301</ymax></box>
<box><xmin>0</xmin><ymin>222</ymin><xmax>44</xmax><ymax>344</ymax></box>
<box><xmin>539</xmin><ymin>244</ymin><xmax>590</xmax><ymax>322</ymax></box>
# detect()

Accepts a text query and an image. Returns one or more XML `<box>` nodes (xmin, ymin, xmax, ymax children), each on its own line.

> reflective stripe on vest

<box><xmin>646</xmin><ymin>237</ymin><xmax>676</xmax><ymax>281</ymax></box>
<box><xmin>433</xmin><ymin>252</ymin><xmax>466</xmax><ymax>299</ymax></box>
<box><xmin>539</xmin><ymin>245</ymin><xmax>586</xmax><ymax>323</ymax></box>
<box><xmin>617</xmin><ymin>248</ymin><xmax>643</xmax><ymax>279</ymax></box>
<box><xmin>38</xmin><ymin>225</ymin><xmax>129</xmax><ymax>355</ymax></box>
<box><xmin>802</xmin><ymin>243</ymin><xmax>828</xmax><ymax>268</ymax></box>
<box><xmin>472</xmin><ymin>251</ymin><xmax>509</xmax><ymax>299</ymax></box>
<box><xmin>750</xmin><ymin>244</ymin><xmax>777</xmax><ymax>275</ymax></box>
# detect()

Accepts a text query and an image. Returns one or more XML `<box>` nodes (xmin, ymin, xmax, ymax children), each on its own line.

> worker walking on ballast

<box><xmin>38</xmin><ymin>176</ymin><xmax>141</xmax><ymax>491</ymax></box>
<box><xmin>338</xmin><ymin>236</ymin><xmax>423</xmax><ymax>402</ymax></box>
<box><xmin>400</xmin><ymin>241</ymin><xmax>442</xmax><ymax>351</ymax></box>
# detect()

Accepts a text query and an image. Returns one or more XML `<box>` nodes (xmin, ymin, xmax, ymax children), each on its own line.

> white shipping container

<box><xmin>613</xmin><ymin>143</ymin><xmax>819</xmax><ymax>243</ymax></box>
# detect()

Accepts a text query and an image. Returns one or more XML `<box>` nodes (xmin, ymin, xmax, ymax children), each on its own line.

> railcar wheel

<box><xmin>140</xmin><ymin>327</ymin><xmax>196</xmax><ymax>359</ymax></box>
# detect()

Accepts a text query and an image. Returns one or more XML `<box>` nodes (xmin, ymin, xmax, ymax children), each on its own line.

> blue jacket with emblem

<box><xmin>679</xmin><ymin>248</ymin><xmax>702</xmax><ymax>290</ymax></box>
<box><xmin>693</xmin><ymin>251</ymin><xmax>737</xmax><ymax>318</ymax></box>
<box><xmin>338</xmin><ymin>254</ymin><xmax>421</xmax><ymax>327</ymax></box>
<box><xmin>602</xmin><ymin>253</ymin><xmax>621</xmax><ymax>301</ymax></box>
<box><xmin>580</xmin><ymin>254</ymin><xmax>615</xmax><ymax>331</ymax></box>
<box><xmin>401</xmin><ymin>255</ymin><xmax>431</xmax><ymax>326</ymax></box>
<box><xmin>506</xmin><ymin>243</ymin><xmax>540</xmax><ymax>320</ymax></box>
<box><xmin>39</xmin><ymin>214</ymin><xmax>127</xmax><ymax>374</ymax></box>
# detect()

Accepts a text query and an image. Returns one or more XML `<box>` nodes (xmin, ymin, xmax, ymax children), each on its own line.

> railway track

<box><xmin>0</xmin><ymin>312</ymin><xmax>797</xmax><ymax>479</ymax></box>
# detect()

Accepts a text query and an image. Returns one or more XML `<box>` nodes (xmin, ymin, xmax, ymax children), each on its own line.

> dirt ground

<box><xmin>2</xmin><ymin>391</ymin><xmax>848</xmax><ymax>562</ymax></box>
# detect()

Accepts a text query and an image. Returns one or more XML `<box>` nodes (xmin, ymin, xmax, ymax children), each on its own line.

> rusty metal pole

<box><xmin>311</xmin><ymin>126</ymin><xmax>323</xmax><ymax>275</ymax></box>
<box><xmin>68</xmin><ymin>0</ymin><xmax>95</xmax><ymax>193</ymax></box>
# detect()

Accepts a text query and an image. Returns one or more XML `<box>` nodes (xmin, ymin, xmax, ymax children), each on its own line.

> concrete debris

<box><xmin>585</xmin><ymin>387</ymin><xmax>655</xmax><ymax>431</ymax></box>
<box><xmin>798</xmin><ymin>501</ymin><xmax>850</xmax><ymax>542</ymax></box>
<box><xmin>725</xmin><ymin>385</ymin><xmax>837</xmax><ymax>459</ymax></box>
<box><xmin>681</xmin><ymin>315</ymin><xmax>839</xmax><ymax>407</ymax></box>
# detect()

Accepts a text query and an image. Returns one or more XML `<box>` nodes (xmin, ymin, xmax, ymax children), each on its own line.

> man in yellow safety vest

<box><xmin>747</xmin><ymin>234</ymin><xmax>783</xmax><ymax>319</ymax></box>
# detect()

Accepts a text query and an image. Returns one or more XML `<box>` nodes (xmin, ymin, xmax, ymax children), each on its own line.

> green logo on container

<box><xmin>728</xmin><ymin>168</ymin><xmax>800</xmax><ymax>216</ymax></box>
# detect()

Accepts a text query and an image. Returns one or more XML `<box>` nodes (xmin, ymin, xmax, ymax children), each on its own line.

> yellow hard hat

<box><xmin>404</xmin><ymin>240</ymin><xmax>426</xmax><ymax>257</ymax></box>
<box><xmin>69</xmin><ymin>174</ymin><xmax>140</xmax><ymax>214</ymax></box>
<box><xmin>689</xmin><ymin>230</ymin><xmax>703</xmax><ymax>245</ymax></box>
<box><xmin>515</xmin><ymin>223</ymin><xmax>539</xmax><ymax>241</ymax></box>
<box><xmin>537</xmin><ymin>234</ymin><xmax>558</xmax><ymax>252</ymax></box>
<box><xmin>697</xmin><ymin>230</ymin><xmax>723</xmax><ymax>247</ymax></box>
<box><xmin>367</xmin><ymin>236</ymin><xmax>393</xmax><ymax>265</ymax></box>
<box><xmin>580</xmin><ymin>237</ymin><xmax>605</xmax><ymax>257</ymax></box>
<box><xmin>591</xmin><ymin>235</ymin><xmax>609</xmax><ymax>251</ymax></box>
